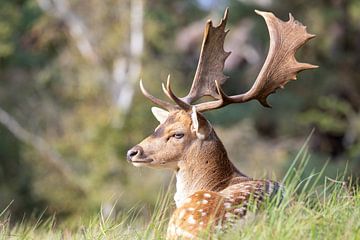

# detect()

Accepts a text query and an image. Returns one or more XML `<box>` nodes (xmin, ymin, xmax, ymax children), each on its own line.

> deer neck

<box><xmin>174</xmin><ymin>131</ymin><xmax>247</xmax><ymax>207</ymax></box>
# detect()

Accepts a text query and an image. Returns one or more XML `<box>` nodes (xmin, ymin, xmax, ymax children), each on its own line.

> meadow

<box><xmin>1</xmin><ymin>142</ymin><xmax>359</xmax><ymax>240</ymax></box>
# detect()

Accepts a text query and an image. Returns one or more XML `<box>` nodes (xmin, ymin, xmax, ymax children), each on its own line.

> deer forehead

<box><xmin>170</xmin><ymin>110</ymin><xmax>193</xmax><ymax>126</ymax></box>
<box><xmin>154</xmin><ymin>111</ymin><xmax>193</xmax><ymax>134</ymax></box>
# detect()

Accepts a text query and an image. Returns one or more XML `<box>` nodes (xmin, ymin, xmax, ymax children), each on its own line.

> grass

<box><xmin>1</xmin><ymin>142</ymin><xmax>360</xmax><ymax>239</ymax></box>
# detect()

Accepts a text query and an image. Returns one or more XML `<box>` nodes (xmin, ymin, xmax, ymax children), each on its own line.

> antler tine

<box><xmin>139</xmin><ymin>80</ymin><xmax>176</xmax><ymax>111</ymax></box>
<box><xmin>162</xmin><ymin>75</ymin><xmax>192</xmax><ymax>111</ymax></box>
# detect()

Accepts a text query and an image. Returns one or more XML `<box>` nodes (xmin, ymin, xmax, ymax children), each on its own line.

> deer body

<box><xmin>127</xmin><ymin>8</ymin><xmax>317</xmax><ymax>239</ymax></box>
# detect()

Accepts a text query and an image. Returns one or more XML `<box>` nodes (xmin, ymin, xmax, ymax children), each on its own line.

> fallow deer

<box><xmin>127</xmin><ymin>8</ymin><xmax>317</xmax><ymax>239</ymax></box>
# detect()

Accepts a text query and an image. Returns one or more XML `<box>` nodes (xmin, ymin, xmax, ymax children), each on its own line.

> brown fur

<box><xmin>130</xmin><ymin>110</ymin><xmax>248</xmax><ymax>192</ymax></box>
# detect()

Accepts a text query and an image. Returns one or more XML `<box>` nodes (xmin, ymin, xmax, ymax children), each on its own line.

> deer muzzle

<box><xmin>126</xmin><ymin>145</ymin><xmax>153</xmax><ymax>165</ymax></box>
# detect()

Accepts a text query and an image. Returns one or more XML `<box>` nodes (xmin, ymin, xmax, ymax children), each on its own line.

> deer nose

<box><xmin>126</xmin><ymin>146</ymin><xmax>143</xmax><ymax>161</ymax></box>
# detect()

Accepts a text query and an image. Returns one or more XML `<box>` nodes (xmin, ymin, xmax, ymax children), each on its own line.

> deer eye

<box><xmin>173</xmin><ymin>133</ymin><xmax>184</xmax><ymax>139</ymax></box>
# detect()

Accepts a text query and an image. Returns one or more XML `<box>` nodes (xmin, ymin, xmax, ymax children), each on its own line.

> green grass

<box><xmin>1</xmin><ymin>143</ymin><xmax>360</xmax><ymax>240</ymax></box>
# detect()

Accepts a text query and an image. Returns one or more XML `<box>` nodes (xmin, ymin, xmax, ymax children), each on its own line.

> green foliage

<box><xmin>300</xmin><ymin>96</ymin><xmax>352</xmax><ymax>134</ymax></box>
<box><xmin>300</xmin><ymin>96</ymin><xmax>360</xmax><ymax>172</ymax></box>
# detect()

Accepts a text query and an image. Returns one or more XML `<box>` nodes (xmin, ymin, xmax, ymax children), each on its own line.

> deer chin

<box><xmin>141</xmin><ymin>158</ymin><xmax>180</xmax><ymax>170</ymax></box>
<box><xmin>131</xmin><ymin>157</ymin><xmax>179</xmax><ymax>169</ymax></box>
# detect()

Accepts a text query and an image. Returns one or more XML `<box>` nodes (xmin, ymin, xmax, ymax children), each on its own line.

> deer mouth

<box><xmin>131</xmin><ymin>158</ymin><xmax>154</xmax><ymax>164</ymax></box>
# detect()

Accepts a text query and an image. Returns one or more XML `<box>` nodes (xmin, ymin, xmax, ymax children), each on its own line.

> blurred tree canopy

<box><xmin>0</xmin><ymin>0</ymin><xmax>360</xmax><ymax>223</ymax></box>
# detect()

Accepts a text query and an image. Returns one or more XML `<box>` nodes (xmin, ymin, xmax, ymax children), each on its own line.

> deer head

<box><xmin>127</xmin><ymin>8</ymin><xmax>317</xmax><ymax>207</ymax></box>
<box><xmin>127</xmin><ymin>105</ymin><xmax>213</xmax><ymax>169</ymax></box>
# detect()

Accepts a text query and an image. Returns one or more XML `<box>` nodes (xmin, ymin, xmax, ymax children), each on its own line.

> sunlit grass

<box><xmin>1</xmin><ymin>141</ymin><xmax>360</xmax><ymax>239</ymax></box>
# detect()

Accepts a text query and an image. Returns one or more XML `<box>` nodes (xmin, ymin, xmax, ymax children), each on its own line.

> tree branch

<box><xmin>0</xmin><ymin>107</ymin><xmax>85</xmax><ymax>195</ymax></box>
<box><xmin>36</xmin><ymin>0</ymin><xmax>99</xmax><ymax>64</ymax></box>
<box><xmin>113</xmin><ymin>0</ymin><xmax>144</xmax><ymax>112</ymax></box>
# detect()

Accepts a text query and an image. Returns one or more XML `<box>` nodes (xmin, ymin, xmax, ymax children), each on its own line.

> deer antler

<box><xmin>247</xmin><ymin>10</ymin><xmax>318</xmax><ymax>107</ymax></box>
<box><xmin>140</xmin><ymin>9</ymin><xmax>231</xmax><ymax>112</ymax></box>
<box><xmin>193</xmin><ymin>10</ymin><xmax>318</xmax><ymax>111</ymax></box>
<box><xmin>182</xmin><ymin>8</ymin><xmax>231</xmax><ymax>104</ymax></box>
<box><xmin>140</xmin><ymin>9</ymin><xmax>317</xmax><ymax>112</ymax></box>
<box><xmin>140</xmin><ymin>80</ymin><xmax>177</xmax><ymax>111</ymax></box>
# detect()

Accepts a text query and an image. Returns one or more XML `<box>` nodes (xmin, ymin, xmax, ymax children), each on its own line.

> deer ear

<box><xmin>151</xmin><ymin>107</ymin><xmax>169</xmax><ymax>123</ymax></box>
<box><xmin>191</xmin><ymin>106</ymin><xmax>210</xmax><ymax>140</ymax></box>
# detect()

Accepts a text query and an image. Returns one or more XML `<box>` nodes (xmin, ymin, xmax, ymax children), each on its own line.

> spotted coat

<box><xmin>166</xmin><ymin>179</ymin><xmax>283</xmax><ymax>239</ymax></box>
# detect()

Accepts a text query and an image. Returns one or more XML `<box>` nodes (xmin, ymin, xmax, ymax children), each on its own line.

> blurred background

<box><xmin>1</xmin><ymin>0</ymin><xmax>360</xmax><ymax>224</ymax></box>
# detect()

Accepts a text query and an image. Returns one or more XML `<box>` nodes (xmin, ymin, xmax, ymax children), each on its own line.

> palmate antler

<box><xmin>140</xmin><ymin>8</ymin><xmax>318</xmax><ymax>112</ymax></box>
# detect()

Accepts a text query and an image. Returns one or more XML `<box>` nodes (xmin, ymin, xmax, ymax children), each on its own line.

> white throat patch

<box><xmin>174</xmin><ymin>169</ymin><xmax>188</xmax><ymax>207</ymax></box>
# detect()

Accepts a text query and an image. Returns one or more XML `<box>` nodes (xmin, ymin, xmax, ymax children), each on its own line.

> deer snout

<box><xmin>126</xmin><ymin>145</ymin><xmax>144</xmax><ymax>161</ymax></box>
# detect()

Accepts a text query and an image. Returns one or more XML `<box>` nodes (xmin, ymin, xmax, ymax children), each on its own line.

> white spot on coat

<box><xmin>187</xmin><ymin>215</ymin><xmax>196</xmax><ymax>224</ymax></box>
<box><xmin>234</xmin><ymin>208</ymin><xmax>245</xmax><ymax>214</ymax></box>
<box><xmin>224</xmin><ymin>202</ymin><xmax>232</xmax><ymax>209</ymax></box>
<box><xmin>174</xmin><ymin>226</ymin><xmax>195</xmax><ymax>238</ymax></box>
<box><xmin>204</xmin><ymin>193</ymin><xmax>211</xmax><ymax>198</ymax></box>
<box><xmin>179</xmin><ymin>209</ymin><xmax>186</xmax><ymax>219</ymax></box>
